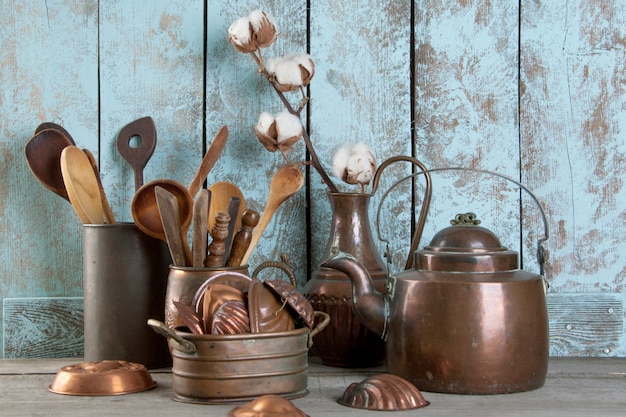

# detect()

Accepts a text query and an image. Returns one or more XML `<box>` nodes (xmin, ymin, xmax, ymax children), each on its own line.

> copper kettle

<box><xmin>322</xmin><ymin>167</ymin><xmax>550</xmax><ymax>394</ymax></box>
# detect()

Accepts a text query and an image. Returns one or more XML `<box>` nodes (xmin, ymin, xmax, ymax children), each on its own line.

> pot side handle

<box><xmin>147</xmin><ymin>319</ymin><xmax>197</xmax><ymax>354</ymax></box>
<box><xmin>308</xmin><ymin>311</ymin><xmax>331</xmax><ymax>348</ymax></box>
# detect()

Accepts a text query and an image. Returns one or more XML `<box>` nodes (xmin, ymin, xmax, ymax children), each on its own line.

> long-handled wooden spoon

<box><xmin>240</xmin><ymin>164</ymin><xmax>304</xmax><ymax>265</ymax></box>
<box><xmin>207</xmin><ymin>181</ymin><xmax>246</xmax><ymax>233</ymax></box>
<box><xmin>116</xmin><ymin>117</ymin><xmax>157</xmax><ymax>191</ymax></box>
<box><xmin>34</xmin><ymin>122</ymin><xmax>75</xmax><ymax>144</ymax></box>
<box><xmin>132</xmin><ymin>126</ymin><xmax>228</xmax><ymax>240</ymax></box>
<box><xmin>83</xmin><ymin>149</ymin><xmax>116</xmax><ymax>224</ymax></box>
<box><xmin>60</xmin><ymin>146</ymin><xmax>105</xmax><ymax>224</ymax></box>
<box><xmin>24</xmin><ymin>128</ymin><xmax>75</xmax><ymax>201</ymax></box>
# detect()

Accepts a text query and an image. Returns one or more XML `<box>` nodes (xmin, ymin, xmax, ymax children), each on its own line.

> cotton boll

<box><xmin>248</xmin><ymin>10</ymin><xmax>277</xmax><ymax>48</ymax></box>
<box><xmin>289</xmin><ymin>53</ymin><xmax>315</xmax><ymax>77</ymax></box>
<box><xmin>267</xmin><ymin>57</ymin><xmax>301</xmax><ymax>86</ymax></box>
<box><xmin>256</xmin><ymin>111</ymin><xmax>275</xmax><ymax>135</ymax></box>
<box><xmin>345</xmin><ymin>152</ymin><xmax>375</xmax><ymax>185</ymax></box>
<box><xmin>274</xmin><ymin>111</ymin><xmax>303</xmax><ymax>143</ymax></box>
<box><xmin>228</xmin><ymin>17</ymin><xmax>255</xmax><ymax>52</ymax></box>
<box><xmin>332</xmin><ymin>142</ymin><xmax>377</xmax><ymax>187</ymax></box>
<box><xmin>332</xmin><ymin>144</ymin><xmax>351</xmax><ymax>179</ymax></box>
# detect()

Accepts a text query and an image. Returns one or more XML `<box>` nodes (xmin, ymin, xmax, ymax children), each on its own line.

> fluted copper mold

<box><xmin>190</xmin><ymin>271</ymin><xmax>251</xmax><ymax>314</ymax></box>
<box><xmin>198</xmin><ymin>283</ymin><xmax>246</xmax><ymax>334</ymax></box>
<box><xmin>211</xmin><ymin>300</ymin><xmax>251</xmax><ymax>334</ymax></box>
<box><xmin>228</xmin><ymin>394</ymin><xmax>309</xmax><ymax>417</ymax></box>
<box><xmin>264</xmin><ymin>278</ymin><xmax>315</xmax><ymax>329</ymax></box>
<box><xmin>338</xmin><ymin>373</ymin><xmax>430</xmax><ymax>410</ymax></box>
<box><xmin>248</xmin><ymin>277</ymin><xmax>295</xmax><ymax>333</ymax></box>
<box><xmin>49</xmin><ymin>360</ymin><xmax>156</xmax><ymax>396</ymax></box>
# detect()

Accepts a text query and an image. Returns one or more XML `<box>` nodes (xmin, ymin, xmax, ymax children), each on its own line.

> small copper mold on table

<box><xmin>338</xmin><ymin>373</ymin><xmax>430</xmax><ymax>410</ymax></box>
<box><xmin>228</xmin><ymin>394</ymin><xmax>309</xmax><ymax>417</ymax></box>
<box><xmin>48</xmin><ymin>360</ymin><xmax>156</xmax><ymax>396</ymax></box>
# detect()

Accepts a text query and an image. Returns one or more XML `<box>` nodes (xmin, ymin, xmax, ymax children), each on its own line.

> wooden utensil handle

<box><xmin>226</xmin><ymin>209</ymin><xmax>260</xmax><ymax>266</ymax></box>
<box><xmin>206</xmin><ymin>211</ymin><xmax>230</xmax><ymax>267</ymax></box>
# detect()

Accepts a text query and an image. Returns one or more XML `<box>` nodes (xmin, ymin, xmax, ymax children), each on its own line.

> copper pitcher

<box><xmin>322</xmin><ymin>168</ymin><xmax>550</xmax><ymax>394</ymax></box>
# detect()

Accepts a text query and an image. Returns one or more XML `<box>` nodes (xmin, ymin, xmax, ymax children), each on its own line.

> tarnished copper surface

<box><xmin>211</xmin><ymin>300</ymin><xmax>251</xmax><ymax>334</ymax></box>
<box><xmin>165</xmin><ymin>266</ymin><xmax>249</xmax><ymax>328</ymax></box>
<box><xmin>48</xmin><ymin>360</ymin><xmax>156</xmax><ymax>396</ymax></box>
<box><xmin>338</xmin><ymin>373</ymin><xmax>430</xmax><ymax>410</ymax></box>
<box><xmin>416</xmin><ymin>213</ymin><xmax>518</xmax><ymax>273</ymax></box>
<box><xmin>302</xmin><ymin>192</ymin><xmax>387</xmax><ymax>367</ymax></box>
<box><xmin>248</xmin><ymin>278</ymin><xmax>295</xmax><ymax>333</ymax></box>
<box><xmin>322</xmin><ymin>213</ymin><xmax>549</xmax><ymax>394</ymax></box>
<box><xmin>228</xmin><ymin>395</ymin><xmax>309</xmax><ymax>417</ymax></box>
<box><xmin>264</xmin><ymin>278</ymin><xmax>315</xmax><ymax>329</ymax></box>
<box><xmin>199</xmin><ymin>283</ymin><xmax>246</xmax><ymax>334</ymax></box>
<box><xmin>173</xmin><ymin>301</ymin><xmax>203</xmax><ymax>334</ymax></box>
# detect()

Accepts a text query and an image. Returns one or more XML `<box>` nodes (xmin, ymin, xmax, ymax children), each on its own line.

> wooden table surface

<box><xmin>0</xmin><ymin>357</ymin><xmax>624</xmax><ymax>416</ymax></box>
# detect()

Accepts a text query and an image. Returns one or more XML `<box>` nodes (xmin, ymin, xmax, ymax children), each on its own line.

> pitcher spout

<box><xmin>321</xmin><ymin>249</ymin><xmax>388</xmax><ymax>339</ymax></box>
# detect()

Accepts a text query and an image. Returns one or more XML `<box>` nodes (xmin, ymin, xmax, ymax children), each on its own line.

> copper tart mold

<box><xmin>338</xmin><ymin>373</ymin><xmax>430</xmax><ymax>410</ymax></box>
<box><xmin>48</xmin><ymin>360</ymin><xmax>156</xmax><ymax>396</ymax></box>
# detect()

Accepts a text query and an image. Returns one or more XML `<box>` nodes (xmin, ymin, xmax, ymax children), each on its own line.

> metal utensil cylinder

<box><xmin>83</xmin><ymin>223</ymin><xmax>171</xmax><ymax>369</ymax></box>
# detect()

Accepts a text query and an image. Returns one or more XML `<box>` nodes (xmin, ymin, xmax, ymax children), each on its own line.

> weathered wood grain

<box><xmin>413</xmin><ymin>1</ymin><xmax>523</xmax><ymax>256</ymax></box>
<box><xmin>3</xmin><ymin>293</ymin><xmax>622</xmax><ymax>359</ymax></box>
<box><xmin>1</xmin><ymin>1</ymin><xmax>625</xmax><ymax>358</ymax></box>
<box><xmin>208</xmin><ymin>0</ymin><xmax>310</xmax><ymax>284</ymax></box>
<box><xmin>3</xmin><ymin>297</ymin><xmax>83</xmax><ymax>359</ymax></box>
<box><xmin>0</xmin><ymin>0</ymin><xmax>98</xmax><ymax>357</ymax></box>
<box><xmin>520</xmin><ymin>1</ymin><xmax>626</xmax><ymax>292</ymax></box>
<box><xmin>309</xmin><ymin>0</ymin><xmax>414</xmax><ymax>272</ymax></box>
<box><xmin>98</xmin><ymin>0</ymin><xmax>206</xmax><ymax>223</ymax></box>
<box><xmin>547</xmin><ymin>292</ymin><xmax>624</xmax><ymax>357</ymax></box>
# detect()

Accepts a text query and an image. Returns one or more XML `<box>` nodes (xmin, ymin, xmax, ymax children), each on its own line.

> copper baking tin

<box><xmin>338</xmin><ymin>373</ymin><xmax>430</xmax><ymax>410</ymax></box>
<box><xmin>48</xmin><ymin>360</ymin><xmax>156</xmax><ymax>396</ymax></box>
<box><xmin>229</xmin><ymin>394</ymin><xmax>310</xmax><ymax>417</ymax></box>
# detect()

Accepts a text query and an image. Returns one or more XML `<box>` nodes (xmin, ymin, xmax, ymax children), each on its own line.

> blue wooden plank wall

<box><xmin>1</xmin><ymin>1</ymin><xmax>624</xmax><ymax>357</ymax></box>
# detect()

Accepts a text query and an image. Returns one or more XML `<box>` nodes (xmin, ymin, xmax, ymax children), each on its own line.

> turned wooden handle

<box><xmin>226</xmin><ymin>209</ymin><xmax>260</xmax><ymax>266</ymax></box>
<box><xmin>206</xmin><ymin>211</ymin><xmax>230</xmax><ymax>267</ymax></box>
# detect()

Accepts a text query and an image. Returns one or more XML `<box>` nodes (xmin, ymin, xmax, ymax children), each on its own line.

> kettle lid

<box><xmin>415</xmin><ymin>213</ymin><xmax>519</xmax><ymax>273</ymax></box>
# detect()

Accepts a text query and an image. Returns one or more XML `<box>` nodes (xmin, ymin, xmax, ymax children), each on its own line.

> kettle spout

<box><xmin>321</xmin><ymin>249</ymin><xmax>388</xmax><ymax>339</ymax></box>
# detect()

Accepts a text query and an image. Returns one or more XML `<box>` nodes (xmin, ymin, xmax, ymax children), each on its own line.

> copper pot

<box><xmin>322</xmin><ymin>169</ymin><xmax>550</xmax><ymax>394</ymax></box>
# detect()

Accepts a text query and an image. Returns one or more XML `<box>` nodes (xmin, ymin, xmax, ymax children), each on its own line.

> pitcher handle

<box><xmin>376</xmin><ymin>167</ymin><xmax>549</xmax><ymax>276</ymax></box>
<box><xmin>371</xmin><ymin>156</ymin><xmax>432</xmax><ymax>270</ymax></box>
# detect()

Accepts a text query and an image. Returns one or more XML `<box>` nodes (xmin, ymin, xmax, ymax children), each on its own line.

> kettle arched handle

<box><xmin>371</xmin><ymin>156</ymin><xmax>432</xmax><ymax>270</ymax></box>
<box><xmin>376</xmin><ymin>167</ymin><xmax>550</xmax><ymax>276</ymax></box>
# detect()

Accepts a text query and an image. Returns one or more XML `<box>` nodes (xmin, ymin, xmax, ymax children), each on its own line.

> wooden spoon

<box><xmin>60</xmin><ymin>146</ymin><xmax>105</xmax><ymax>224</ymax></box>
<box><xmin>155</xmin><ymin>186</ymin><xmax>191</xmax><ymax>266</ymax></box>
<box><xmin>240</xmin><ymin>164</ymin><xmax>304</xmax><ymax>265</ymax></box>
<box><xmin>116</xmin><ymin>117</ymin><xmax>157</xmax><ymax>191</ymax></box>
<box><xmin>192</xmin><ymin>189</ymin><xmax>210</xmax><ymax>267</ymax></box>
<box><xmin>131</xmin><ymin>126</ymin><xmax>228</xmax><ymax>241</ymax></box>
<box><xmin>207</xmin><ymin>181</ymin><xmax>246</xmax><ymax>233</ymax></box>
<box><xmin>24</xmin><ymin>128</ymin><xmax>75</xmax><ymax>201</ymax></box>
<box><xmin>34</xmin><ymin>122</ymin><xmax>75</xmax><ymax>143</ymax></box>
<box><xmin>83</xmin><ymin>149</ymin><xmax>116</xmax><ymax>224</ymax></box>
